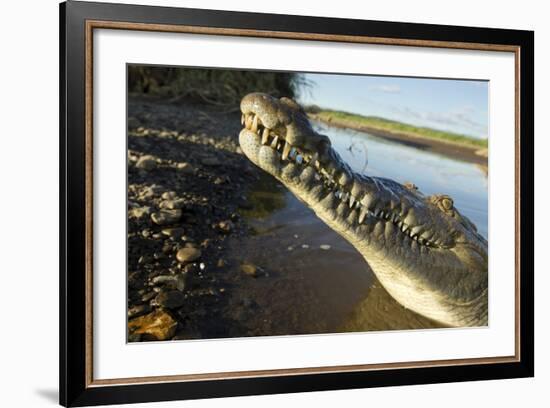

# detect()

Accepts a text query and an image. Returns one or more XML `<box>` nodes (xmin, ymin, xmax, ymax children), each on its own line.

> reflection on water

<box><xmin>226</xmin><ymin>125</ymin><xmax>487</xmax><ymax>335</ymax></box>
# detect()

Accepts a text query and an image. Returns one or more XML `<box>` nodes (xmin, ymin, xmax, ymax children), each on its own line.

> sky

<box><xmin>297</xmin><ymin>73</ymin><xmax>489</xmax><ymax>139</ymax></box>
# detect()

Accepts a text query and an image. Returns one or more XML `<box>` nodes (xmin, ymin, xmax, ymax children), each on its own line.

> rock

<box><xmin>128</xmin><ymin>309</ymin><xmax>177</xmax><ymax>341</ymax></box>
<box><xmin>301</xmin><ymin>244</ymin><xmax>310</xmax><ymax>249</ymax></box>
<box><xmin>176</xmin><ymin>247</ymin><xmax>201</xmax><ymax>263</ymax></box>
<box><xmin>177</xmin><ymin>162</ymin><xmax>194</xmax><ymax>174</ymax></box>
<box><xmin>161</xmin><ymin>191</ymin><xmax>177</xmax><ymax>200</ymax></box>
<box><xmin>320</xmin><ymin>244</ymin><xmax>331</xmax><ymax>250</ymax></box>
<box><xmin>136</xmin><ymin>155</ymin><xmax>157</xmax><ymax>170</ymax></box>
<box><xmin>216</xmin><ymin>220</ymin><xmax>234</xmax><ymax>234</ymax></box>
<box><xmin>152</xmin><ymin>274</ymin><xmax>186</xmax><ymax>291</ymax></box>
<box><xmin>240</xmin><ymin>263</ymin><xmax>257</xmax><ymax>277</ymax></box>
<box><xmin>151</xmin><ymin>209</ymin><xmax>182</xmax><ymax>226</ymax></box>
<box><xmin>155</xmin><ymin>290</ymin><xmax>186</xmax><ymax>309</ymax></box>
<box><xmin>139</xmin><ymin>184</ymin><xmax>164</xmax><ymax>200</ymax></box>
<box><xmin>161</xmin><ymin>227</ymin><xmax>185</xmax><ymax>239</ymax></box>
<box><xmin>141</xmin><ymin>291</ymin><xmax>157</xmax><ymax>303</ymax></box>
<box><xmin>159</xmin><ymin>199</ymin><xmax>185</xmax><ymax>210</ymax></box>
<box><xmin>129</xmin><ymin>206</ymin><xmax>151</xmax><ymax>219</ymax></box>
<box><xmin>128</xmin><ymin>304</ymin><xmax>151</xmax><ymax>319</ymax></box>
<box><xmin>183</xmin><ymin>263</ymin><xmax>200</xmax><ymax>274</ymax></box>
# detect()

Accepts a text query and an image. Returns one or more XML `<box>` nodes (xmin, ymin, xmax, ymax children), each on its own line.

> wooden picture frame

<box><xmin>60</xmin><ymin>1</ymin><xmax>534</xmax><ymax>406</ymax></box>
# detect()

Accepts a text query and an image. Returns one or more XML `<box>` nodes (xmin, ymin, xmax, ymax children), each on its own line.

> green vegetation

<box><xmin>128</xmin><ymin>65</ymin><xmax>309</xmax><ymax>108</ymax></box>
<box><xmin>309</xmin><ymin>108</ymin><xmax>488</xmax><ymax>149</ymax></box>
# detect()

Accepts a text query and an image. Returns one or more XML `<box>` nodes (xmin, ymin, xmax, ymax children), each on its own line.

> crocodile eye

<box><xmin>440</xmin><ymin>197</ymin><xmax>454</xmax><ymax>211</ymax></box>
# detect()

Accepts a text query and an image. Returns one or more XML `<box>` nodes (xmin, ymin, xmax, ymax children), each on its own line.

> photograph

<box><xmin>126</xmin><ymin>65</ymin><xmax>489</xmax><ymax>342</ymax></box>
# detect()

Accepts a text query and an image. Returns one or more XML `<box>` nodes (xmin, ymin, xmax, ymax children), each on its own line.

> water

<box><xmin>223</xmin><ymin>123</ymin><xmax>488</xmax><ymax>336</ymax></box>
<box><xmin>321</xmin><ymin>123</ymin><xmax>488</xmax><ymax>238</ymax></box>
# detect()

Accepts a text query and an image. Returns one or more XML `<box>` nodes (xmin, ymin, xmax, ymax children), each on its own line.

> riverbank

<box><xmin>309</xmin><ymin>112</ymin><xmax>488</xmax><ymax>165</ymax></box>
<box><xmin>127</xmin><ymin>95</ymin><xmax>265</xmax><ymax>341</ymax></box>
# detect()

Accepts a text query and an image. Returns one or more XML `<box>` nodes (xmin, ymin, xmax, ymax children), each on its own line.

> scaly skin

<box><xmin>238</xmin><ymin>93</ymin><xmax>488</xmax><ymax>327</ymax></box>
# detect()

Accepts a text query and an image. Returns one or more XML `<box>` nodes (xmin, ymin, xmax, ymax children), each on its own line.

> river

<box><xmin>222</xmin><ymin>122</ymin><xmax>488</xmax><ymax>336</ymax></box>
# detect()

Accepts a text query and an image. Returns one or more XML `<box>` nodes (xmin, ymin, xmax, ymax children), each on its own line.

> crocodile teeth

<box><xmin>270</xmin><ymin>135</ymin><xmax>278</xmax><ymax>149</ymax></box>
<box><xmin>261</xmin><ymin>127</ymin><xmax>270</xmax><ymax>145</ymax></box>
<box><xmin>349</xmin><ymin>196</ymin><xmax>355</xmax><ymax>208</ymax></box>
<box><xmin>359</xmin><ymin>208</ymin><xmax>368</xmax><ymax>223</ymax></box>
<box><xmin>241</xmin><ymin>114</ymin><xmax>245</xmax><ymax>125</ymax></box>
<box><xmin>282</xmin><ymin>142</ymin><xmax>291</xmax><ymax>160</ymax></box>
<box><xmin>245</xmin><ymin>114</ymin><xmax>253</xmax><ymax>129</ymax></box>
<box><xmin>251</xmin><ymin>115</ymin><xmax>259</xmax><ymax>132</ymax></box>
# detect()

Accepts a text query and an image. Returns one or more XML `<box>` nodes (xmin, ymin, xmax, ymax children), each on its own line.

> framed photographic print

<box><xmin>59</xmin><ymin>0</ymin><xmax>534</xmax><ymax>406</ymax></box>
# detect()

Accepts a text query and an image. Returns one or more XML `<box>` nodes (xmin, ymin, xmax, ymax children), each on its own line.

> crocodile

<box><xmin>238</xmin><ymin>93</ymin><xmax>488</xmax><ymax>328</ymax></box>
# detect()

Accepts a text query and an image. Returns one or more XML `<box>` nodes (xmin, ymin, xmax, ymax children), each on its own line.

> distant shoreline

<box><xmin>309</xmin><ymin>113</ymin><xmax>488</xmax><ymax>166</ymax></box>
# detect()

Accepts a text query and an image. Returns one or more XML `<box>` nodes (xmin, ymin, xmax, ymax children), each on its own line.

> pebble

<box><xmin>152</xmin><ymin>274</ymin><xmax>186</xmax><ymax>291</ymax></box>
<box><xmin>136</xmin><ymin>155</ymin><xmax>157</xmax><ymax>170</ymax></box>
<box><xmin>139</xmin><ymin>184</ymin><xmax>164</xmax><ymax>200</ymax></box>
<box><xmin>128</xmin><ymin>309</ymin><xmax>177</xmax><ymax>341</ymax></box>
<box><xmin>129</xmin><ymin>206</ymin><xmax>151</xmax><ymax>219</ymax></box>
<box><xmin>240</xmin><ymin>263</ymin><xmax>257</xmax><ymax>277</ymax></box>
<box><xmin>128</xmin><ymin>304</ymin><xmax>151</xmax><ymax>319</ymax></box>
<box><xmin>151</xmin><ymin>209</ymin><xmax>182</xmax><ymax>226</ymax></box>
<box><xmin>155</xmin><ymin>290</ymin><xmax>186</xmax><ymax>309</ymax></box>
<box><xmin>161</xmin><ymin>191</ymin><xmax>177</xmax><ymax>200</ymax></box>
<box><xmin>216</xmin><ymin>220</ymin><xmax>234</xmax><ymax>234</ymax></box>
<box><xmin>161</xmin><ymin>228</ymin><xmax>185</xmax><ymax>239</ymax></box>
<box><xmin>177</xmin><ymin>162</ymin><xmax>194</xmax><ymax>174</ymax></box>
<box><xmin>320</xmin><ymin>244</ymin><xmax>331</xmax><ymax>250</ymax></box>
<box><xmin>159</xmin><ymin>199</ymin><xmax>185</xmax><ymax>210</ymax></box>
<box><xmin>141</xmin><ymin>291</ymin><xmax>157</xmax><ymax>303</ymax></box>
<box><xmin>176</xmin><ymin>247</ymin><xmax>202</xmax><ymax>263</ymax></box>
<box><xmin>301</xmin><ymin>244</ymin><xmax>310</xmax><ymax>249</ymax></box>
